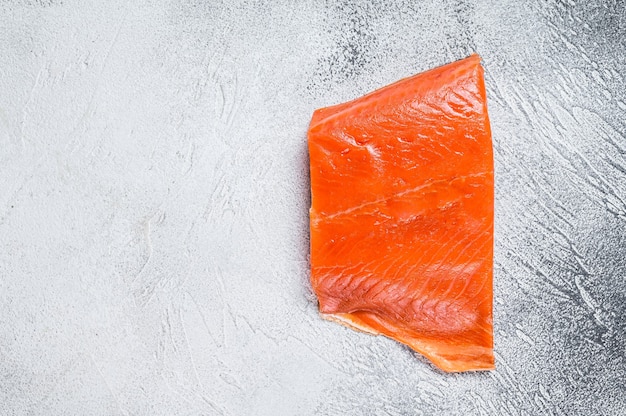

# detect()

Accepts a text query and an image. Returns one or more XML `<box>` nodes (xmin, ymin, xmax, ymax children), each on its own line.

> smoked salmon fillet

<box><xmin>308</xmin><ymin>54</ymin><xmax>494</xmax><ymax>372</ymax></box>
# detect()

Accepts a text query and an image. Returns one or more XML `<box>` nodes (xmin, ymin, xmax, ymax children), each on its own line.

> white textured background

<box><xmin>1</xmin><ymin>1</ymin><xmax>625</xmax><ymax>415</ymax></box>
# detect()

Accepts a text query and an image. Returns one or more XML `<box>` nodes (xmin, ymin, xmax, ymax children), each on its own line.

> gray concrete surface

<box><xmin>1</xmin><ymin>0</ymin><xmax>625</xmax><ymax>414</ymax></box>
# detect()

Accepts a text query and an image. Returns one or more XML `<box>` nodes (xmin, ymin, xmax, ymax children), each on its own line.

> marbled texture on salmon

<box><xmin>308</xmin><ymin>54</ymin><xmax>494</xmax><ymax>372</ymax></box>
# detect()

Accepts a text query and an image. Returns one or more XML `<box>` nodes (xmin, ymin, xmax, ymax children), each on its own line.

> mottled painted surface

<box><xmin>0</xmin><ymin>1</ymin><xmax>624</xmax><ymax>415</ymax></box>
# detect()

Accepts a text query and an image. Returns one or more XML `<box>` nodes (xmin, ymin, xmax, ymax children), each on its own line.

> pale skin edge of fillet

<box><xmin>320</xmin><ymin>312</ymin><xmax>495</xmax><ymax>373</ymax></box>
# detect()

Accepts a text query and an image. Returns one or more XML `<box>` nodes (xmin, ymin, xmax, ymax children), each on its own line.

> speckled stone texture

<box><xmin>0</xmin><ymin>1</ymin><xmax>625</xmax><ymax>415</ymax></box>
